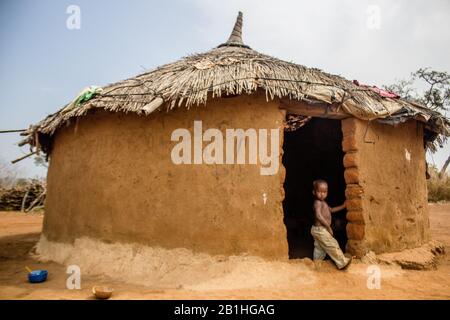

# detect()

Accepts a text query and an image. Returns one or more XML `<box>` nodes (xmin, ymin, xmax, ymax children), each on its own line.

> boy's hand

<box><xmin>330</xmin><ymin>202</ymin><xmax>346</xmax><ymax>213</ymax></box>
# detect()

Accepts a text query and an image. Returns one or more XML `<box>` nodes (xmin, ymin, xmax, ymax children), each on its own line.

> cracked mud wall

<box><xmin>43</xmin><ymin>94</ymin><xmax>288</xmax><ymax>259</ymax></box>
<box><xmin>343</xmin><ymin>118</ymin><xmax>430</xmax><ymax>256</ymax></box>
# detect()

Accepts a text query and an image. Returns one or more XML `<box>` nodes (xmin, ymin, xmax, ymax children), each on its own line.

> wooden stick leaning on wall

<box><xmin>26</xmin><ymin>188</ymin><xmax>46</xmax><ymax>212</ymax></box>
<box><xmin>21</xmin><ymin>189</ymin><xmax>30</xmax><ymax>212</ymax></box>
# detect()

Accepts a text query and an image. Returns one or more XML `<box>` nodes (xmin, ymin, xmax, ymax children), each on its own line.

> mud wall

<box><xmin>342</xmin><ymin>118</ymin><xmax>430</xmax><ymax>256</ymax></box>
<box><xmin>43</xmin><ymin>94</ymin><xmax>288</xmax><ymax>259</ymax></box>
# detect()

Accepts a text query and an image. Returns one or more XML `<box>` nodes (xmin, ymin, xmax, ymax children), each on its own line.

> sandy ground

<box><xmin>0</xmin><ymin>204</ymin><xmax>449</xmax><ymax>300</ymax></box>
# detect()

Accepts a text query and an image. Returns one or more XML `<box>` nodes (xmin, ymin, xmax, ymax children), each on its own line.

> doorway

<box><xmin>282</xmin><ymin>116</ymin><xmax>347</xmax><ymax>259</ymax></box>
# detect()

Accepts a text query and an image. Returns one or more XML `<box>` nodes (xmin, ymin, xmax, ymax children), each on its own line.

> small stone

<box><xmin>346</xmin><ymin>210</ymin><xmax>364</xmax><ymax>223</ymax></box>
<box><xmin>343</xmin><ymin>152</ymin><xmax>359</xmax><ymax>168</ymax></box>
<box><xmin>341</xmin><ymin>118</ymin><xmax>358</xmax><ymax>137</ymax></box>
<box><xmin>345</xmin><ymin>185</ymin><xmax>364</xmax><ymax>199</ymax></box>
<box><xmin>300</xmin><ymin>257</ymin><xmax>314</xmax><ymax>267</ymax></box>
<box><xmin>376</xmin><ymin>241</ymin><xmax>445</xmax><ymax>270</ymax></box>
<box><xmin>361</xmin><ymin>251</ymin><xmax>377</xmax><ymax>264</ymax></box>
<box><xmin>346</xmin><ymin>199</ymin><xmax>363</xmax><ymax>211</ymax></box>
<box><xmin>347</xmin><ymin>223</ymin><xmax>365</xmax><ymax>240</ymax></box>
<box><xmin>342</xmin><ymin>135</ymin><xmax>358</xmax><ymax>152</ymax></box>
<box><xmin>346</xmin><ymin>240</ymin><xmax>368</xmax><ymax>257</ymax></box>
<box><xmin>344</xmin><ymin>168</ymin><xmax>360</xmax><ymax>184</ymax></box>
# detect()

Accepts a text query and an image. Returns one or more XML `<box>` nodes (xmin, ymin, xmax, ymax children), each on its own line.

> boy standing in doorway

<box><xmin>311</xmin><ymin>179</ymin><xmax>352</xmax><ymax>270</ymax></box>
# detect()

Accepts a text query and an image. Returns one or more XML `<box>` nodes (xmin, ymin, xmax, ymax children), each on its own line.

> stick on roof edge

<box><xmin>218</xmin><ymin>11</ymin><xmax>251</xmax><ymax>49</ymax></box>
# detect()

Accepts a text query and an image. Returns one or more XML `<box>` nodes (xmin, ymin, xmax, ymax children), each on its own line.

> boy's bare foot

<box><xmin>339</xmin><ymin>254</ymin><xmax>353</xmax><ymax>270</ymax></box>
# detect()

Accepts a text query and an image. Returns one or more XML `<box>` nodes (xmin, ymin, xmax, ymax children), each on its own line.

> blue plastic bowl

<box><xmin>28</xmin><ymin>270</ymin><xmax>48</xmax><ymax>283</ymax></box>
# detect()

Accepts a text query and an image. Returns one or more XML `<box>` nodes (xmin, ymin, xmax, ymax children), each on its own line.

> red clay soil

<box><xmin>0</xmin><ymin>203</ymin><xmax>449</xmax><ymax>300</ymax></box>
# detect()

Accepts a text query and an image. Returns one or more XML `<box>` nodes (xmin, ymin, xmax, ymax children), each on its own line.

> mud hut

<box><xmin>22</xmin><ymin>12</ymin><xmax>449</xmax><ymax>259</ymax></box>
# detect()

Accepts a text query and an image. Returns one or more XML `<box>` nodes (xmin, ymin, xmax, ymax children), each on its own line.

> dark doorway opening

<box><xmin>282</xmin><ymin>117</ymin><xmax>347</xmax><ymax>259</ymax></box>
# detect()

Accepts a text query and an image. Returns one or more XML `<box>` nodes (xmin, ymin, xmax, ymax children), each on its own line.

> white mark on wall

<box><xmin>405</xmin><ymin>148</ymin><xmax>411</xmax><ymax>162</ymax></box>
<box><xmin>263</xmin><ymin>193</ymin><xmax>267</xmax><ymax>205</ymax></box>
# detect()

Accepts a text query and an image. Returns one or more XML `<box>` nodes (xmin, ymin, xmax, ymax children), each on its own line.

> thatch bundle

<box><xmin>0</xmin><ymin>180</ymin><xmax>46</xmax><ymax>212</ymax></box>
<box><xmin>284</xmin><ymin>114</ymin><xmax>312</xmax><ymax>132</ymax></box>
<box><xmin>21</xmin><ymin>12</ymin><xmax>449</xmax><ymax>153</ymax></box>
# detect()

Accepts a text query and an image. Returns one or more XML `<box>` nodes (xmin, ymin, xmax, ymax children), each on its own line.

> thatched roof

<box><xmin>23</xmin><ymin>12</ymin><xmax>449</xmax><ymax>153</ymax></box>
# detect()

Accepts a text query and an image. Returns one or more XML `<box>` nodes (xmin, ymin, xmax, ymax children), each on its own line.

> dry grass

<box><xmin>428</xmin><ymin>167</ymin><xmax>450</xmax><ymax>202</ymax></box>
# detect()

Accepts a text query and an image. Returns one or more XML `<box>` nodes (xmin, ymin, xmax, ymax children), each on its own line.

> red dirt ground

<box><xmin>0</xmin><ymin>203</ymin><xmax>449</xmax><ymax>300</ymax></box>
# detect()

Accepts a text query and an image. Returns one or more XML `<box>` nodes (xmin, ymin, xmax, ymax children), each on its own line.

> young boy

<box><xmin>311</xmin><ymin>179</ymin><xmax>352</xmax><ymax>270</ymax></box>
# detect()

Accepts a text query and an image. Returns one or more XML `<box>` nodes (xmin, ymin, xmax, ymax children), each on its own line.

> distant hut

<box><xmin>22</xmin><ymin>12</ymin><xmax>449</xmax><ymax>259</ymax></box>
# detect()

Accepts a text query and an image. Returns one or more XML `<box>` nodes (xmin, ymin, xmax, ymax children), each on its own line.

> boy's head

<box><xmin>313</xmin><ymin>179</ymin><xmax>328</xmax><ymax>201</ymax></box>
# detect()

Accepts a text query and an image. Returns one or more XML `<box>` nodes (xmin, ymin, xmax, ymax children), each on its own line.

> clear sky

<box><xmin>1</xmin><ymin>0</ymin><xmax>449</xmax><ymax>178</ymax></box>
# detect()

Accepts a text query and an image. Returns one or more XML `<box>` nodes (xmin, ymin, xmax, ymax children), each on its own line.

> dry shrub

<box><xmin>427</xmin><ymin>166</ymin><xmax>450</xmax><ymax>202</ymax></box>
<box><xmin>0</xmin><ymin>158</ymin><xmax>20</xmax><ymax>188</ymax></box>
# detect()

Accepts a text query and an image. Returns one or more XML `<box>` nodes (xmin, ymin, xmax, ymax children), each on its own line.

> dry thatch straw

<box><xmin>22</xmin><ymin>12</ymin><xmax>450</xmax><ymax>154</ymax></box>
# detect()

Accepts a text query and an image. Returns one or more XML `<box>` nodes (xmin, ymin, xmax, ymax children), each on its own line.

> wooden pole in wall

<box><xmin>0</xmin><ymin>129</ymin><xmax>26</xmax><ymax>133</ymax></box>
<box><xmin>11</xmin><ymin>151</ymin><xmax>37</xmax><ymax>164</ymax></box>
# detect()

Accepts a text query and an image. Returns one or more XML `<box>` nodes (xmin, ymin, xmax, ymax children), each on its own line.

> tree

<box><xmin>384</xmin><ymin>68</ymin><xmax>449</xmax><ymax>112</ymax></box>
<box><xmin>33</xmin><ymin>154</ymin><xmax>48</xmax><ymax>169</ymax></box>
<box><xmin>0</xmin><ymin>158</ymin><xmax>20</xmax><ymax>187</ymax></box>
<box><xmin>384</xmin><ymin>68</ymin><xmax>450</xmax><ymax>178</ymax></box>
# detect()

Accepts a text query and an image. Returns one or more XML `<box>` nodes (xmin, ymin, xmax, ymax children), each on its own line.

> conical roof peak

<box><xmin>218</xmin><ymin>11</ymin><xmax>250</xmax><ymax>49</ymax></box>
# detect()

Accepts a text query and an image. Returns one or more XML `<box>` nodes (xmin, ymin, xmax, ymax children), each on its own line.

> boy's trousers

<box><xmin>311</xmin><ymin>225</ymin><xmax>350</xmax><ymax>269</ymax></box>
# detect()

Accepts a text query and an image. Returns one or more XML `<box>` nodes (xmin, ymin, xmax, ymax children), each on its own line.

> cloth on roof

<box><xmin>62</xmin><ymin>86</ymin><xmax>103</xmax><ymax>114</ymax></box>
<box><xmin>352</xmin><ymin>80</ymin><xmax>399</xmax><ymax>98</ymax></box>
